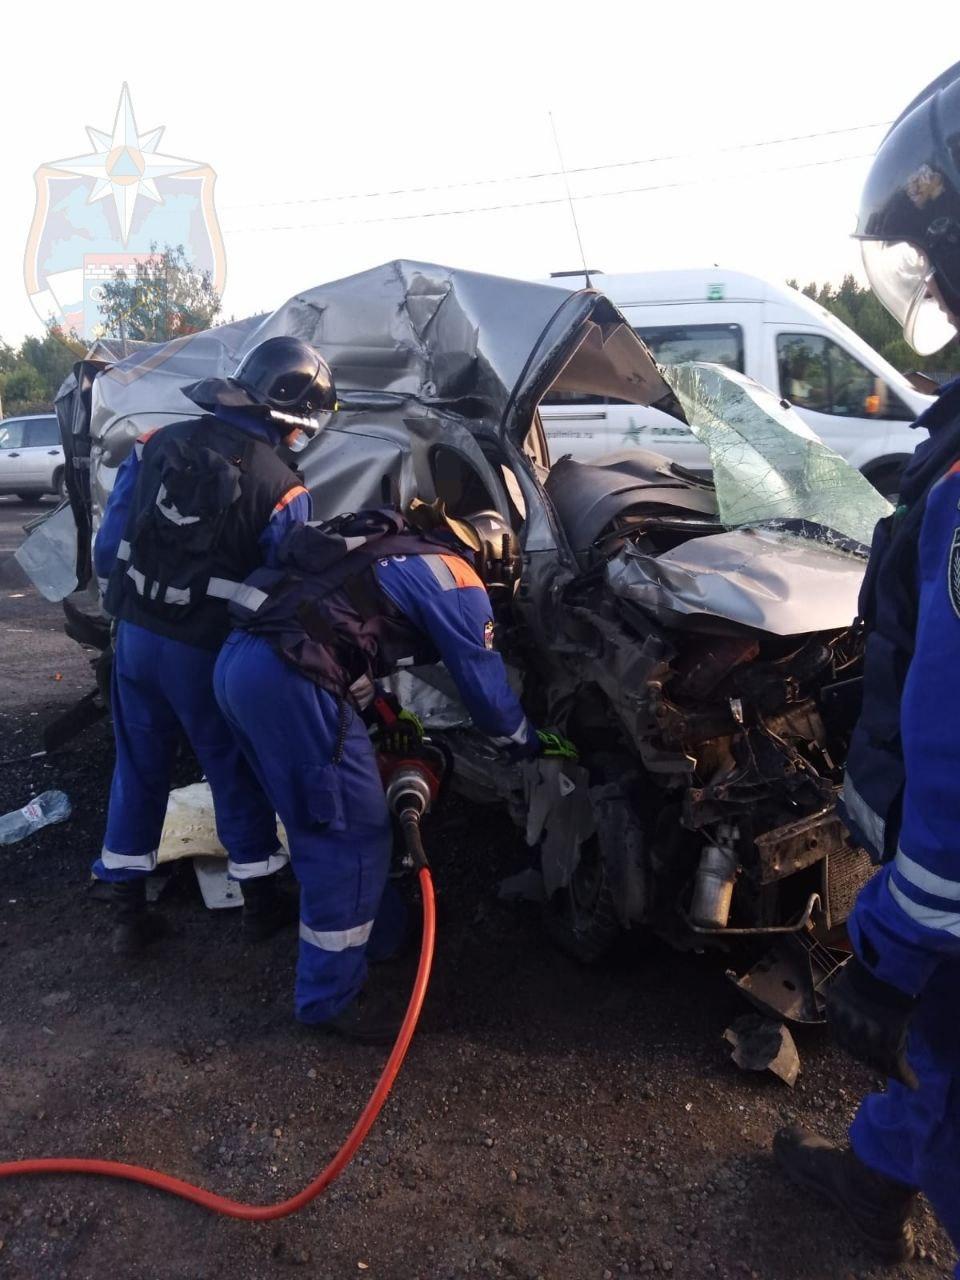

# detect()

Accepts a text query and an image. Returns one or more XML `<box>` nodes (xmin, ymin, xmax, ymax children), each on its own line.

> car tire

<box><xmin>16</xmin><ymin>493</ymin><xmax>42</xmax><ymax>504</ymax></box>
<box><xmin>541</xmin><ymin>760</ymin><xmax>645</xmax><ymax>965</ymax></box>
<box><xmin>541</xmin><ymin>829</ymin><xmax>623</xmax><ymax>964</ymax></box>
<box><xmin>52</xmin><ymin>469</ymin><xmax>67</xmax><ymax>502</ymax></box>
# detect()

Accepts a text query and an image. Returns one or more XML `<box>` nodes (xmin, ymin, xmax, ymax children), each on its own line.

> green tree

<box><xmin>0</xmin><ymin>340</ymin><xmax>18</xmax><ymax>375</ymax></box>
<box><xmin>0</xmin><ymin>364</ymin><xmax>47</xmax><ymax>415</ymax></box>
<box><xmin>787</xmin><ymin>275</ymin><xmax>960</xmax><ymax>379</ymax></box>
<box><xmin>20</xmin><ymin>329</ymin><xmax>85</xmax><ymax>392</ymax></box>
<box><xmin>99</xmin><ymin>242</ymin><xmax>222</xmax><ymax>343</ymax></box>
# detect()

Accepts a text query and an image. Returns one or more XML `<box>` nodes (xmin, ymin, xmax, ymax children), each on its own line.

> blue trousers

<box><xmin>214</xmin><ymin>632</ymin><xmax>393</xmax><ymax>1024</ymax></box>
<box><xmin>850</xmin><ymin>961</ymin><xmax>960</xmax><ymax>1274</ymax></box>
<box><xmin>94</xmin><ymin>622</ymin><xmax>284</xmax><ymax>883</ymax></box>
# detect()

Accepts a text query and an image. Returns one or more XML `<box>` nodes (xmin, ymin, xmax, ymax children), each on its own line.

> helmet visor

<box><xmin>861</xmin><ymin>239</ymin><xmax>959</xmax><ymax>354</ymax></box>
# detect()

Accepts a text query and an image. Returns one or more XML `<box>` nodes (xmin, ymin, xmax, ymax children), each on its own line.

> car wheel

<box><xmin>16</xmin><ymin>493</ymin><xmax>41</xmax><ymax>504</ymax></box>
<box><xmin>541</xmin><ymin>830</ymin><xmax>623</xmax><ymax>964</ymax></box>
<box><xmin>53</xmin><ymin>469</ymin><xmax>67</xmax><ymax>502</ymax></box>
<box><xmin>540</xmin><ymin>756</ymin><xmax>650</xmax><ymax>964</ymax></box>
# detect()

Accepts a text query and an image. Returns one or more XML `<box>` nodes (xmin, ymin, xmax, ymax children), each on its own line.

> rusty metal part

<box><xmin>754</xmin><ymin>808</ymin><xmax>847</xmax><ymax>883</ymax></box>
<box><xmin>727</xmin><ymin>931</ymin><xmax>848</xmax><ymax>1024</ymax></box>
<box><xmin>683</xmin><ymin>891</ymin><xmax>821</xmax><ymax>936</ymax></box>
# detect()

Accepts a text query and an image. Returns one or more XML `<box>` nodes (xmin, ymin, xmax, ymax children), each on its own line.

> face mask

<box><xmin>284</xmin><ymin>429</ymin><xmax>310</xmax><ymax>453</ymax></box>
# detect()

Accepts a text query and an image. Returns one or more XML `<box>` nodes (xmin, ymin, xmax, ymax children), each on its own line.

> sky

<box><xmin>0</xmin><ymin>0</ymin><xmax>953</xmax><ymax>344</ymax></box>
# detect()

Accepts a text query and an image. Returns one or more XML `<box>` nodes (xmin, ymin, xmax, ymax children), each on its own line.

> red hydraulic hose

<box><xmin>0</xmin><ymin>866</ymin><xmax>436</xmax><ymax>1221</ymax></box>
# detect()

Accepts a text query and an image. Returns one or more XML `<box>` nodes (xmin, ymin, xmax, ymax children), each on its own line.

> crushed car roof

<box><xmin>88</xmin><ymin>259</ymin><xmax>673</xmax><ymax>445</ymax></box>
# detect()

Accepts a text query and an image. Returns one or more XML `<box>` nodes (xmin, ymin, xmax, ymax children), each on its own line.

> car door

<box><xmin>23</xmin><ymin>416</ymin><xmax>63</xmax><ymax>488</ymax></box>
<box><xmin>0</xmin><ymin>419</ymin><xmax>29</xmax><ymax>490</ymax></box>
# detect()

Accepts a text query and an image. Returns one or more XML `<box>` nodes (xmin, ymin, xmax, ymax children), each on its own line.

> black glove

<box><xmin>826</xmin><ymin>955</ymin><xmax>918</xmax><ymax>1090</ymax></box>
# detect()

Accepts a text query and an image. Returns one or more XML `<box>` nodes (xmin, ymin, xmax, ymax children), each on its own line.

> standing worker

<box><xmin>214</xmin><ymin>507</ymin><xmax>575</xmax><ymax>1043</ymax></box>
<box><xmin>775</xmin><ymin>64</ymin><xmax>960</xmax><ymax>1271</ymax></box>
<box><xmin>94</xmin><ymin>336</ymin><xmax>336</xmax><ymax>954</ymax></box>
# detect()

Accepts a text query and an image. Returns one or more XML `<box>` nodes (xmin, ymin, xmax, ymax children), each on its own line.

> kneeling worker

<box><xmin>94</xmin><ymin>337</ymin><xmax>335</xmax><ymax>952</ymax></box>
<box><xmin>214</xmin><ymin>507</ymin><xmax>573</xmax><ymax>1043</ymax></box>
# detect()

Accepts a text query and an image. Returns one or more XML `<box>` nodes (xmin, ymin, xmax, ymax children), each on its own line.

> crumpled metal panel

<box><xmin>663</xmin><ymin>363</ymin><xmax>892</xmax><ymax>546</ymax></box>
<box><xmin>85</xmin><ymin>261</ymin><xmax>671</xmax><ymax>540</ymax></box>
<box><xmin>545</xmin><ymin>449</ymin><xmax>718</xmax><ymax>553</ymax></box>
<box><xmin>606</xmin><ymin>527</ymin><xmax>864</xmax><ymax>636</ymax></box>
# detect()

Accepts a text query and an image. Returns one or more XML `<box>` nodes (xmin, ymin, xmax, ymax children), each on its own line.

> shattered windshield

<box><xmin>662</xmin><ymin>362</ymin><xmax>892</xmax><ymax>548</ymax></box>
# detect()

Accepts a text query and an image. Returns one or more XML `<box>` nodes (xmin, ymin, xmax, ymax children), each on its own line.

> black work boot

<box><xmin>315</xmin><ymin>989</ymin><xmax>404</xmax><ymax>1047</ymax></box>
<box><xmin>111</xmin><ymin>879</ymin><xmax>167</xmax><ymax>956</ymax></box>
<box><xmin>240</xmin><ymin>875</ymin><xmax>299</xmax><ymax>943</ymax></box>
<box><xmin>774</xmin><ymin>1126</ymin><xmax>917</xmax><ymax>1264</ymax></box>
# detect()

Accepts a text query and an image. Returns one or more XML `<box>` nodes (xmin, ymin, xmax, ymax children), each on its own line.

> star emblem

<box><xmin>47</xmin><ymin>83</ymin><xmax>200</xmax><ymax>244</ymax></box>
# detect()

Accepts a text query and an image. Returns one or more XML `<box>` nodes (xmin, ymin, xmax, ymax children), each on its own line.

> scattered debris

<box><xmin>0</xmin><ymin>790</ymin><xmax>71</xmax><ymax>845</ymax></box>
<box><xmin>193</xmin><ymin>857</ymin><xmax>244</xmax><ymax>911</ymax></box>
<box><xmin>723</xmin><ymin>1013</ymin><xmax>800</xmax><ymax>1087</ymax></box>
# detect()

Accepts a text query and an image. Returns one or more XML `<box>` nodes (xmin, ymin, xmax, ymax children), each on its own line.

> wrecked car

<box><xmin>20</xmin><ymin>260</ymin><xmax>892</xmax><ymax>1022</ymax></box>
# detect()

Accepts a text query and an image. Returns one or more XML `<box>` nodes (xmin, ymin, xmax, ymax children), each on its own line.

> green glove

<box><xmin>381</xmin><ymin>707</ymin><xmax>425</xmax><ymax>755</ymax></box>
<box><xmin>536</xmin><ymin>730</ymin><xmax>579</xmax><ymax>761</ymax></box>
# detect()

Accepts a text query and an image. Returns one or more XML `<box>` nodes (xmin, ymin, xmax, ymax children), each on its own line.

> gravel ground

<box><xmin>0</xmin><ymin>497</ymin><xmax>955</xmax><ymax>1280</ymax></box>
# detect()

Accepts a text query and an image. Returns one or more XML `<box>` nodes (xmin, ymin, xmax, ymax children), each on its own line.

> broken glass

<box><xmin>662</xmin><ymin>363</ymin><xmax>892</xmax><ymax>548</ymax></box>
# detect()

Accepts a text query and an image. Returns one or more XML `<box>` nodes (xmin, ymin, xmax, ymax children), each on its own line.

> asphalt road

<box><xmin>0</xmin><ymin>497</ymin><xmax>954</xmax><ymax>1280</ymax></box>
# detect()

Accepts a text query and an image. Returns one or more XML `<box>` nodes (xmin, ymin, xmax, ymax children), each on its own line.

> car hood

<box><xmin>606</xmin><ymin>526</ymin><xmax>864</xmax><ymax>635</ymax></box>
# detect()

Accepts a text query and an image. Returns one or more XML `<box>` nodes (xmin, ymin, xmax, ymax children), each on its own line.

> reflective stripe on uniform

<box><xmin>126</xmin><ymin>565</ymin><xmax>191</xmax><ymax>606</ymax></box>
<box><xmin>299</xmin><ymin>919</ymin><xmax>374</xmax><ymax>952</ymax></box>
<box><xmin>156</xmin><ymin>484</ymin><xmax>201</xmax><ymax>526</ymax></box>
<box><xmin>491</xmin><ymin>717</ymin><xmax>534</xmax><ymax>748</ymax></box>
<box><xmin>422</xmin><ymin>555</ymin><xmax>457</xmax><ymax>590</ymax></box>
<box><xmin>227</xmin><ymin>848</ymin><xmax>289</xmax><ymax>880</ymax></box>
<box><xmin>271</xmin><ymin>484</ymin><xmax>309</xmax><ymax>516</ymax></box>
<box><xmin>895</xmin><ymin>846</ymin><xmax>960</xmax><ymax>901</ymax></box>
<box><xmin>889</xmin><ymin>877</ymin><xmax>960</xmax><ymax>937</ymax></box>
<box><xmin>841</xmin><ymin>772</ymin><xmax>887</xmax><ymax>855</ymax></box>
<box><xmin>100</xmin><ymin>847</ymin><xmax>157</xmax><ymax>872</ymax></box>
<box><xmin>116</xmin><ymin>539</ymin><xmax>131</xmax><ymax>561</ymax></box>
<box><xmin>422</xmin><ymin>553</ymin><xmax>483</xmax><ymax>592</ymax></box>
<box><xmin>207</xmin><ymin>577</ymin><xmax>269</xmax><ymax>611</ymax></box>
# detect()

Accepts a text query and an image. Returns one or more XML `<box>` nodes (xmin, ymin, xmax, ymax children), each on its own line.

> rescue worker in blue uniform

<box><xmin>775</xmin><ymin>64</ymin><xmax>960</xmax><ymax>1272</ymax></box>
<box><xmin>213</xmin><ymin>506</ymin><xmax>573</xmax><ymax>1043</ymax></box>
<box><xmin>94</xmin><ymin>336</ymin><xmax>336</xmax><ymax>955</ymax></box>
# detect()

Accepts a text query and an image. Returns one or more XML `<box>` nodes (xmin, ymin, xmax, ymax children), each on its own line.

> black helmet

<box><xmin>855</xmin><ymin>62</ymin><xmax>960</xmax><ymax>354</ymax></box>
<box><xmin>230</xmin><ymin>336</ymin><xmax>337</xmax><ymax>416</ymax></box>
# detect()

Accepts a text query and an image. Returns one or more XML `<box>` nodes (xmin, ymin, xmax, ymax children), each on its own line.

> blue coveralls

<box><xmin>845</xmin><ymin>458</ymin><xmax>960</xmax><ymax>1268</ymax></box>
<box><xmin>93</xmin><ymin>409</ymin><xmax>312</xmax><ymax>884</ymax></box>
<box><xmin>213</xmin><ymin>549</ymin><xmax>536</xmax><ymax>1025</ymax></box>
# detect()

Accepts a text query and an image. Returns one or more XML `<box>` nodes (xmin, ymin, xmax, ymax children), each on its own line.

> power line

<box><xmin>225</xmin><ymin>151</ymin><xmax>876</xmax><ymax>237</ymax></box>
<box><xmin>224</xmin><ymin>120</ymin><xmax>890</xmax><ymax>214</ymax></box>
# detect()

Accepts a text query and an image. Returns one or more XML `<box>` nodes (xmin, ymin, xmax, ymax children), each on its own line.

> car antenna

<box><xmin>548</xmin><ymin>111</ymin><xmax>591</xmax><ymax>289</ymax></box>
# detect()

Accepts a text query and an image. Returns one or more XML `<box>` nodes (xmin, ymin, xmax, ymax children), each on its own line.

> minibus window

<box><xmin>777</xmin><ymin>333</ymin><xmax>914</xmax><ymax>421</ymax></box>
<box><xmin>633</xmin><ymin>323</ymin><xmax>744</xmax><ymax>372</ymax></box>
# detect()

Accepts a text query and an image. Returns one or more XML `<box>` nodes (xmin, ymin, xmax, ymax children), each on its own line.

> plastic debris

<box><xmin>158</xmin><ymin>782</ymin><xmax>287</xmax><ymax>864</ymax></box>
<box><xmin>723</xmin><ymin>1013</ymin><xmax>800</xmax><ymax>1087</ymax></box>
<box><xmin>193</xmin><ymin>857</ymin><xmax>244</xmax><ymax>911</ymax></box>
<box><xmin>0</xmin><ymin>791</ymin><xmax>71</xmax><ymax>846</ymax></box>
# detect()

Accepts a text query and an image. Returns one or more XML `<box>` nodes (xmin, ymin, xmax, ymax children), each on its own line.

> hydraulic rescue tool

<box><xmin>0</xmin><ymin>743</ymin><xmax>447</xmax><ymax>1222</ymax></box>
